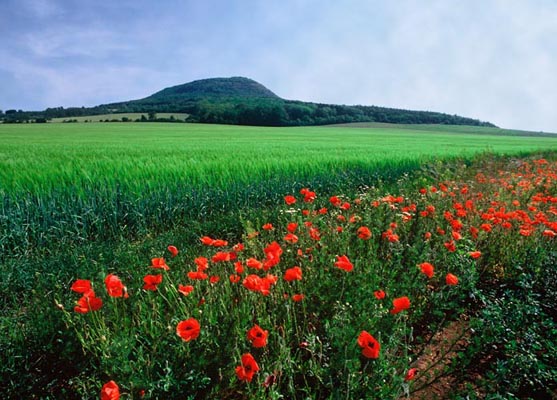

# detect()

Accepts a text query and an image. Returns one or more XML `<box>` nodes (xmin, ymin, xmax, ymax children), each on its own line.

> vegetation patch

<box><xmin>2</xmin><ymin>123</ymin><xmax>557</xmax><ymax>398</ymax></box>
<box><xmin>49</xmin><ymin>113</ymin><xmax>189</xmax><ymax>123</ymax></box>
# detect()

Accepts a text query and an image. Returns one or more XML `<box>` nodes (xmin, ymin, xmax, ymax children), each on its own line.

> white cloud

<box><xmin>20</xmin><ymin>22</ymin><xmax>133</xmax><ymax>59</ymax></box>
<box><xmin>1</xmin><ymin>0</ymin><xmax>557</xmax><ymax>131</ymax></box>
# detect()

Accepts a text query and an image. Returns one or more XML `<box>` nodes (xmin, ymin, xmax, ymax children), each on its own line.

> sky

<box><xmin>1</xmin><ymin>0</ymin><xmax>557</xmax><ymax>132</ymax></box>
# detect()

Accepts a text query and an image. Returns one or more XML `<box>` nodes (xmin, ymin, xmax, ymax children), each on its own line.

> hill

<box><xmin>1</xmin><ymin>77</ymin><xmax>495</xmax><ymax>127</ymax></box>
<box><xmin>143</xmin><ymin>77</ymin><xmax>280</xmax><ymax>101</ymax></box>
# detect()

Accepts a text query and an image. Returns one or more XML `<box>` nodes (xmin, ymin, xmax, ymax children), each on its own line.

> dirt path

<box><xmin>404</xmin><ymin>317</ymin><xmax>482</xmax><ymax>399</ymax></box>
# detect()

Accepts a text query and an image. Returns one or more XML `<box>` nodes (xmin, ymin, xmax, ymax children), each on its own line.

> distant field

<box><xmin>3</xmin><ymin>122</ymin><xmax>557</xmax><ymax>193</ymax></box>
<box><xmin>49</xmin><ymin>112</ymin><xmax>189</xmax><ymax>122</ymax></box>
<box><xmin>331</xmin><ymin>122</ymin><xmax>557</xmax><ymax>137</ymax></box>
<box><xmin>1</xmin><ymin>122</ymin><xmax>557</xmax><ymax>253</ymax></box>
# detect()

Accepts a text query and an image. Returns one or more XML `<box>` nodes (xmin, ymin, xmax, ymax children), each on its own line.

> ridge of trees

<box><xmin>0</xmin><ymin>77</ymin><xmax>495</xmax><ymax>127</ymax></box>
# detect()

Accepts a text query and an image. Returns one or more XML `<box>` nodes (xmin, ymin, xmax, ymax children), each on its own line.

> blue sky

<box><xmin>1</xmin><ymin>0</ymin><xmax>556</xmax><ymax>131</ymax></box>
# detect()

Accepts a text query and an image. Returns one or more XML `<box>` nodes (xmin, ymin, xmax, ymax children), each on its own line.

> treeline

<box><xmin>0</xmin><ymin>98</ymin><xmax>495</xmax><ymax>127</ymax></box>
<box><xmin>183</xmin><ymin>99</ymin><xmax>494</xmax><ymax>127</ymax></box>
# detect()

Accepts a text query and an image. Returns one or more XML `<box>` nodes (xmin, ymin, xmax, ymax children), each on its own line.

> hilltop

<box><xmin>1</xmin><ymin>77</ymin><xmax>495</xmax><ymax>127</ymax></box>
<box><xmin>142</xmin><ymin>77</ymin><xmax>280</xmax><ymax>101</ymax></box>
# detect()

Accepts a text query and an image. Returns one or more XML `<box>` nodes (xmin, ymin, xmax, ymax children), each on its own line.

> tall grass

<box><xmin>2</xmin><ymin>123</ymin><xmax>557</xmax><ymax>257</ymax></box>
<box><xmin>44</xmin><ymin>155</ymin><xmax>557</xmax><ymax>398</ymax></box>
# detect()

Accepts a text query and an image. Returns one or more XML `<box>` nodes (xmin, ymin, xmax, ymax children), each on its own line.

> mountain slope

<box><xmin>143</xmin><ymin>77</ymin><xmax>280</xmax><ymax>101</ymax></box>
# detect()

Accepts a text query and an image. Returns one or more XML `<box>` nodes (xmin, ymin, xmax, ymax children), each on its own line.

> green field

<box><xmin>49</xmin><ymin>112</ymin><xmax>189</xmax><ymax>123</ymax></box>
<box><xmin>3</xmin><ymin>122</ymin><xmax>557</xmax><ymax>398</ymax></box>
<box><xmin>3</xmin><ymin>122</ymin><xmax>557</xmax><ymax>194</ymax></box>
<box><xmin>2</xmin><ymin>122</ymin><xmax>557</xmax><ymax>254</ymax></box>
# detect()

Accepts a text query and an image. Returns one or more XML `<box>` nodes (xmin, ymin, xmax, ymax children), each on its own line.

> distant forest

<box><xmin>0</xmin><ymin>100</ymin><xmax>495</xmax><ymax>127</ymax></box>
<box><xmin>0</xmin><ymin>77</ymin><xmax>495</xmax><ymax>127</ymax></box>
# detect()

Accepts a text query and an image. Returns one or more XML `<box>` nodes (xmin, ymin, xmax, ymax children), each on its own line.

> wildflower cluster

<box><xmin>64</xmin><ymin>158</ymin><xmax>557</xmax><ymax>399</ymax></box>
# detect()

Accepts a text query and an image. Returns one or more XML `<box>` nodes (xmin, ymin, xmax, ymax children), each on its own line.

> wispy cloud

<box><xmin>1</xmin><ymin>0</ymin><xmax>556</xmax><ymax>131</ymax></box>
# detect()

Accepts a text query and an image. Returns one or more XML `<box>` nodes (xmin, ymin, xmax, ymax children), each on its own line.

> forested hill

<box><xmin>1</xmin><ymin>77</ymin><xmax>495</xmax><ymax>127</ymax></box>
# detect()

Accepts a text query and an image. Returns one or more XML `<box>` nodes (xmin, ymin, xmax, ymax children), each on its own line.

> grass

<box><xmin>2</xmin><ymin>122</ymin><xmax>557</xmax><ymax>398</ymax></box>
<box><xmin>331</xmin><ymin>122</ymin><xmax>557</xmax><ymax>137</ymax></box>
<box><xmin>2</xmin><ymin>122</ymin><xmax>557</xmax><ymax>195</ymax></box>
<box><xmin>2</xmin><ymin>122</ymin><xmax>557</xmax><ymax>256</ymax></box>
<box><xmin>6</xmin><ymin>154</ymin><xmax>557</xmax><ymax>399</ymax></box>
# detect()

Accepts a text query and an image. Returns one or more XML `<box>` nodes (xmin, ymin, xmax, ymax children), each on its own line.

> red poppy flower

<box><xmin>543</xmin><ymin>229</ymin><xmax>557</xmax><ymax>237</ymax></box>
<box><xmin>200</xmin><ymin>236</ymin><xmax>214</xmax><ymax>245</ymax></box>
<box><xmin>308</xmin><ymin>227</ymin><xmax>321</xmax><ymax>241</ymax></box>
<box><xmin>284</xmin><ymin>266</ymin><xmax>302</xmax><ymax>281</ymax></box>
<box><xmin>100</xmin><ymin>380</ymin><xmax>120</xmax><ymax>400</ymax></box>
<box><xmin>262</xmin><ymin>223</ymin><xmax>274</xmax><ymax>231</ymax></box>
<box><xmin>382</xmin><ymin>229</ymin><xmax>399</xmax><ymax>242</ymax></box>
<box><xmin>167</xmin><ymin>245</ymin><xmax>179</xmax><ymax>257</ymax></box>
<box><xmin>176</xmin><ymin>318</ymin><xmax>201</xmax><ymax>342</ymax></box>
<box><xmin>187</xmin><ymin>270</ymin><xmax>208</xmax><ymax>280</ymax></box>
<box><xmin>243</xmin><ymin>274</ymin><xmax>267</xmax><ymax>295</ymax></box>
<box><xmin>446</xmin><ymin>273</ymin><xmax>459</xmax><ymax>286</ymax></box>
<box><xmin>391</xmin><ymin>296</ymin><xmax>411</xmax><ymax>314</ymax></box>
<box><xmin>357</xmin><ymin>226</ymin><xmax>372</xmax><ymax>240</ymax></box>
<box><xmin>480</xmin><ymin>223</ymin><xmax>492</xmax><ymax>232</ymax></box>
<box><xmin>178</xmin><ymin>284</ymin><xmax>194</xmax><ymax>296</ymax></box>
<box><xmin>74</xmin><ymin>289</ymin><xmax>102</xmax><ymax>313</ymax></box>
<box><xmin>104</xmin><ymin>274</ymin><xmax>128</xmax><ymax>298</ymax></box>
<box><xmin>374</xmin><ymin>290</ymin><xmax>385</xmax><ymax>300</ymax></box>
<box><xmin>71</xmin><ymin>279</ymin><xmax>92</xmax><ymax>294</ymax></box>
<box><xmin>419</xmin><ymin>262</ymin><xmax>434</xmax><ymax>279</ymax></box>
<box><xmin>246</xmin><ymin>258</ymin><xmax>263</xmax><ymax>270</ymax></box>
<box><xmin>234</xmin><ymin>261</ymin><xmax>244</xmax><ymax>274</ymax></box>
<box><xmin>444</xmin><ymin>240</ymin><xmax>456</xmax><ymax>252</ymax></box>
<box><xmin>404</xmin><ymin>368</ymin><xmax>418</xmax><ymax>381</ymax></box>
<box><xmin>151</xmin><ymin>257</ymin><xmax>169</xmax><ymax>271</ymax></box>
<box><xmin>291</xmin><ymin>294</ymin><xmax>304</xmax><ymax>302</ymax></box>
<box><xmin>300</xmin><ymin>188</ymin><xmax>316</xmax><ymax>203</ymax></box>
<box><xmin>209</xmin><ymin>275</ymin><xmax>220</xmax><ymax>284</ymax></box>
<box><xmin>284</xmin><ymin>233</ymin><xmax>299</xmax><ymax>244</ymax></box>
<box><xmin>263</xmin><ymin>242</ymin><xmax>283</xmax><ymax>269</ymax></box>
<box><xmin>451</xmin><ymin>231</ymin><xmax>462</xmax><ymax>241</ymax></box>
<box><xmin>469</xmin><ymin>251</ymin><xmax>482</xmax><ymax>259</ymax></box>
<box><xmin>247</xmin><ymin>324</ymin><xmax>268</xmax><ymax>348</ymax></box>
<box><xmin>212</xmin><ymin>239</ymin><xmax>228</xmax><ymax>247</ymax></box>
<box><xmin>233</xmin><ymin>243</ymin><xmax>244</xmax><ymax>252</ymax></box>
<box><xmin>357</xmin><ymin>330</ymin><xmax>381</xmax><ymax>359</ymax></box>
<box><xmin>287</xmin><ymin>222</ymin><xmax>298</xmax><ymax>233</ymax></box>
<box><xmin>143</xmin><ymin>274</ymin><xmax>163</xmax><ymax>291</ymax></box>
<box><xmin>194</xmin><ymin>256</ymin><xmax>209</xmax><ymax>271</ymax></box>
<box><xmin>212</xmin><ymin>251</ymin><xmax>232</xmax><ymax>263</ymax></box>
<box><xmin>334</xmin><ymin>255</ymin><xmax>353</xmax><ymax>272</ymax></box>
<box><xmin>229</xmin><ymin>274</ymin><xmax>241</xmax><ymax>283</ymax></box>
<box><xmin>330</xmin><ymin>196</ymin><xmax>341</xmax><ymax>206</ymax></box>
<box><xmin>235</xmin><ymin>353</ymin><xmax>260</xmax><ymax>382</ymax></box>
<box><xmin>284</xmin><ymin>195</ymin><xmax>296</xmax><ymax>205</ymax></box>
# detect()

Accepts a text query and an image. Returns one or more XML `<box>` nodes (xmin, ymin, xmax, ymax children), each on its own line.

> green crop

<box><xmin>1</xmin><ymin>122</ymin><xmax>556</xmax><ymax>256</ymax></box>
